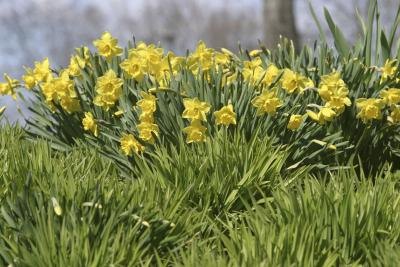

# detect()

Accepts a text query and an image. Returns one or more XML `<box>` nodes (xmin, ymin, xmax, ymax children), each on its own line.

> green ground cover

<box><xmin>1</xmin><ymin>127</ymin><xmax>400</xmax><ymax>266</ymax></box>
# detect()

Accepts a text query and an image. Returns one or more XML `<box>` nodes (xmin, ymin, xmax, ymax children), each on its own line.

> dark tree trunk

<box><xmin>263</xmin><ymin>0</ymin><xmax>298</xmax><ymax>49</ymax></box>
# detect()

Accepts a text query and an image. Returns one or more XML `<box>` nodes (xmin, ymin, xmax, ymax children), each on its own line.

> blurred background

<box><xmin>0</xmin><ymin>0</ymin><xmax>398</xmax><ymax>122</ymax></box>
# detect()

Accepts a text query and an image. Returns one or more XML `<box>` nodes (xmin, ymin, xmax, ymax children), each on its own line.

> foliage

<box><xmin>0</xmin><ymin>0</ymin><xmax>397</xmax><ymax>175</ymax></box>
<box><xmin>1</xmin><ymin>127</ymin><xmax>400</xmax><ymax>266</ymax></box>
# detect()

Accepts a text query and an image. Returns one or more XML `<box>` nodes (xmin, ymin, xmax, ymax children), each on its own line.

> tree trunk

<box><xmin>263</xmin><ymin>0</ymin><xmax>298</xmax><ymax>49</ymax></box>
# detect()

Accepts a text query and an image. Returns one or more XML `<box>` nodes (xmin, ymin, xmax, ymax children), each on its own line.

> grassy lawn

<box><xmin>1</xmin><ymin>126</ymin><xmax>400</xmax><ymax>266</ymax></box>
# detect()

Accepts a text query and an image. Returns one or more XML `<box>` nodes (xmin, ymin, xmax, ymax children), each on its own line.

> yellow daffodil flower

<box><xmin>41</xmin><ymin>71</ymin><xmax>80</xmax><ymax>113</ymax></box>
<box><xmin>0</xmin><ymin>74</ymin><xmax>19</xmax><ymax>99</ymax></box>
<box><xmin>120</xmin><ymin>133</ymin><xmax>144</xmax><ymax>156</ymax></box>
<box><xmin>67</xmin><ymin>55</ymin><xmax>86</xmax><ymax>77</ymax></box>
<box><xmin>120</xmin><ymin>42</ymin><xmax>166</xmax><ymax>81</ymax></box>
<box><xmin>380</xmin><ymin>88</ymin><xmax>400</xmax><ymax>106</ymax></box>
<box><xmin>182</xmin><ymin>98</ymin><xmax>211</xmax><ymax>121</ymax></box>
<box><xmin>22</xmin><ymin>67</ymin><xmax>36</xmax><ymax>89</ymax></box>
<box><xmin>82</xmin><ymin>112</ymin><xmax>98</xmax><ymax>137</ymax></box>
<box><xmin>93</xmin><ymin>32</ymin><xmax>123</xmax><ymax>61</ymax></box>
<box><xmin>355</xmin><ymin>98</ymin><xmax>385</xmax><ymax>123</ymax></box>
<box><xmin>318</xmin><ymin>72</ymin><xmax>351</xmax><ymax>113</ymax></box>
<box><xmin>214</xmin><ymin>104</ymin><xmax>236</xmax><ymax>126</ymax></box>
<box><xmin>380</xmin><ymin>59</ymin><xmax>397</xmax><ymax>81</ymax></box>
<box><xmin>94</xmin><ymin>70</ymin><xmax>123</xmax><ymax>110</ymax></box>
<box><xmin>262</xmin><ymin>64</ymin><xmax>280</xmax><ymax>87</ymax></box>
<box><xmin>287</xmin><ymin>114</ymin><xmax>303</xmax><ymax>130</ymax></box>
<box><xmin>183</xmin><ymin>119</ymin><xmax>207</xmax><ymax>143</ymax></box>
<box><xmin>249</xmin><ymin>49</ymin><xmax>262</xmax><ymax>57</ymax></box>
<box><xmin>306</xmin><ymin>107</ymin><xmax>336</xmax><ymax>125</ymax></box>
<box><xmin>33</xmin><ymin>58</ymin><xmax>52</xmax><ymax>82</ymax></box>
<box><xmin>388</xmin><ymin>106</ymin><xmax>400</xmax><ymax>124</ymax></box>
<box><xmin>137</xmin><ymin>91</ymin><xmax>157</xmax><ymax>113</ymax></box>
<box><xmin>251</xmin><ymin>90</ymin><xmax>282</xmax><ymax>116</ymax></box>
<box><xmin>281</xmin><ymin>69</ymin><xmax>314</xmax><ymax>94</ymax></box>
<box><xmin>138</xmin><ymin>121</ymin><xmax>159</xmax><ymax>143</ymax></box>
<box><xmin>187</xmin><ymin>41</ymin><xmax>214</xmax><ymax>74</ymax></box>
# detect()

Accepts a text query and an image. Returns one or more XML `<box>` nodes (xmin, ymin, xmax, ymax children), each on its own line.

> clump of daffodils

<box><xmin>1</xmin><ymin>31</ymin><xmax>400</xmax><ymax>163</ymax></box>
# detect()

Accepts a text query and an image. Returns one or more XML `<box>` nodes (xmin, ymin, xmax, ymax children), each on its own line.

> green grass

<box><xmin>1</xmin><ymin>126</ymin><xmax>400</xmax><ymax>266</ymax></box>
<box><xmin>1</xmin><ymin>1</ymin><xmax>400</xmax><ymax>265</ymax></box>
